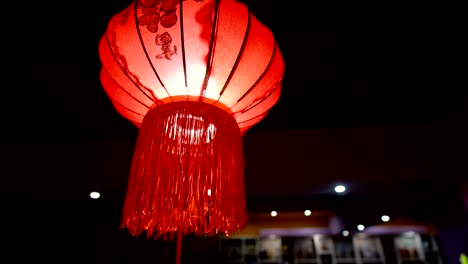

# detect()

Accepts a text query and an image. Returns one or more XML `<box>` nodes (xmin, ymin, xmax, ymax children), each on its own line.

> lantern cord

<box><xmin>176</xmin><ymin>148</ymin><xmax>184</xmax><ymax>264</ymax></box>
<box><xmin>176</xmin><ymin>230</ymin><xmax>182</xmax><ymax>264</ymax></box>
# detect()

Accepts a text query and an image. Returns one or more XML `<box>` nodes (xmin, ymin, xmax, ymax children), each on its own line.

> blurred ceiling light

<box><xmin>334</xmin><ymin>184</ymin><xmax>346</xmax><ymax>193</ymax></box>
<box><xmin>89</xmin><ymin>191</ymin><xmax>100</xmax><ymax>199</ymax></box>
<box><xmin>381</xmin><ymin>215</ymin><xmax>390</xmax><ymax>222</ymax></box>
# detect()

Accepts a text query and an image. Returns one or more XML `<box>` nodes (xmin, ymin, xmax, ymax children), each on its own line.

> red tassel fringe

<box><xmin>121</xmin><ymin>101</ymin><xmax>247</xmax><ymax>239</ymax></box>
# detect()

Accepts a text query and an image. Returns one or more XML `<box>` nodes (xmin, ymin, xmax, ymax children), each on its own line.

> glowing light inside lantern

<box><xmin>166</xmin><ymin>113</ymin><xmax>217</xmax><ymax>144</ymax></box>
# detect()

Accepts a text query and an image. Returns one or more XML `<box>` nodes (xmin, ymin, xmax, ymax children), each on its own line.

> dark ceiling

<box><xmin>10</xmin><ymin>0</ymin><xmax>466</xmax><ymax>250</ymax></box>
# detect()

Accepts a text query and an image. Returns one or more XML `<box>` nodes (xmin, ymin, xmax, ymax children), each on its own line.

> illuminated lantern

<box><xmin>98</xmin><ymin>0</ymin><xmax>284</xmax><ymax>239</ymax></box>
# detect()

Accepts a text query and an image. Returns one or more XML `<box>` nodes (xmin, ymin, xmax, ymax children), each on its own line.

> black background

<box><xmin>6</xmin><ymin>0</ymin><xmax>466</xmax><ymax>262</ymax></box>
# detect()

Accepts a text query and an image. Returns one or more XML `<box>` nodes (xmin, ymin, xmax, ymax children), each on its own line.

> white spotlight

<box><xmin>270</xmin><ymin>211</ymin><xmax>278</xmax><ymax>217</ymax></box>
<box><xmin>357</xmin><ymin>224</ymin><xmax>365</xmax><ymax>231</ymax></box>
<box><xmin>334</xmin><ymin>184</ymin><xmax>346</xmax><ymax>193</ymax></box>
<box><xmin>342</xmin><ymin>230</ymin><xmax>349</xmax><ymax>236</ymax></box>
<box><xmin>381</xmin><ymin>215</ymin><xmax>390</xmax><ymax>222</ymax></box>
<box><xmin>89</xmin><ymin>191</ymin><xmax>100</xmax><ymax>199</ymax></box>
<box><xmin>304</xmin><ymin>210</ymin><xmax>312</xmax><ymax>216</ymax></box>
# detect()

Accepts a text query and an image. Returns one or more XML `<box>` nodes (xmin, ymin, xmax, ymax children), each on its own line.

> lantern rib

<box><xmin>237</xmin><ymin>109</ymin><xmax>269</xmax><ymax>127</ymax></box>
<box><xmin>217</xmin><ymin>10</ymin><xmax>252</xmax><ymax>98</ymax></box>
<box><xmin>105</xmin><ymin>31</ymin><xmax>157</xmax><ymax>108</ymax></box>
<box><xmin>179</xmin><ymin>0</ymin><xmax>188</xmax><ymax>91</ymax></box>
<box><xmin>134</xmin><ymin>1</ymin><xmax>172</xmax><ymax>101</ymax></box>
<box><xmin>237</xmin><ymin>77</ymin><xmax>282</xmax><ymax>115</ymax></box>
<box><xmin>236</xmin><ymin>81</ymin><xmax>281</xmax><ymax>126</ymax></box>
<box><xmin>200</xmin><ymin>0</ymin><xmax>221</xmax><ymax>100</ymax></box>
<box><xmin>112</xmin><ymin>98</ymin><xmax>146</xmax><ymax>117</ymax></box>
<box><xmin>234</xmin><ymin>41</ymin><xmax>278</xmax><ymax>105</ymax></box>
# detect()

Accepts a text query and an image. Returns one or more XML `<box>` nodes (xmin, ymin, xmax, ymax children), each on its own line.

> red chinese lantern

<box><xmin>98</xmin><ymin>0</ymin><xmax>284</xmax><ymax>240</ymax></box>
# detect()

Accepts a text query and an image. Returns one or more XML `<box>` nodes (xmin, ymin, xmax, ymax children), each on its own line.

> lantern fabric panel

<box><xmin>99</xmin><ymin>0</ymin><xmax>284</xmax><ymax>127</ymax></box>
<box><xmin>100</xmin><ymin>67</ymin><xmax>149</xmax><ymax>117</ymax></box>
<box><xmin>199</xmin><ymin>0</ymin><xmax>249</xmax><ymax>100</ymax></box>
<box><xmin>105</xmin><ymin>3</ymin><xmax>174</xmax><ymax>102</ymax></box>
<box><xmin>235</xmin><ymin>83</ymin><xmax>282</xmax><ymax>130</ymax></box>
<box><xmin>215</xmin><ymin>15</ymin><xmax>277</xmax><ymax>110</ymax></box>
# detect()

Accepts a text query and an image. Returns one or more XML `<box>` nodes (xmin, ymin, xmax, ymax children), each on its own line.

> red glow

<box><xmin>99</xmin><ymin>0</ymin><xmax>284</xmax><ymax>239</ymax></box>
